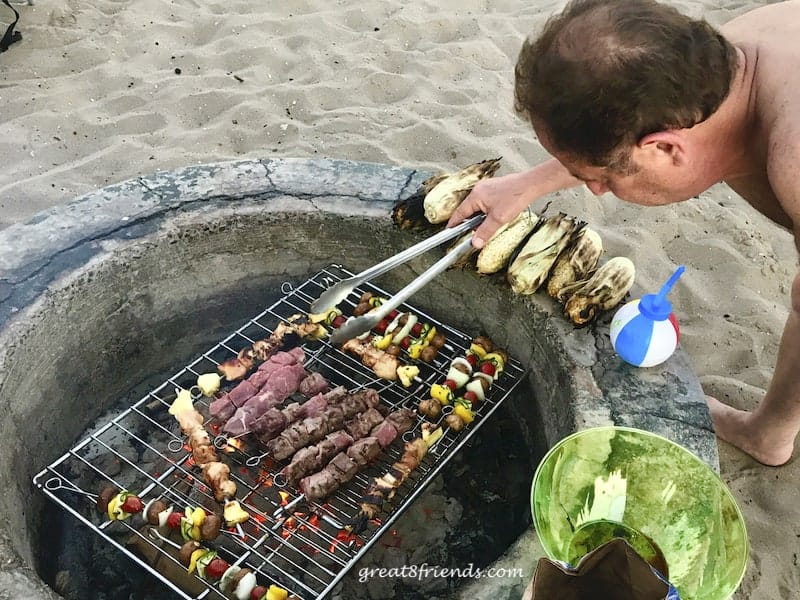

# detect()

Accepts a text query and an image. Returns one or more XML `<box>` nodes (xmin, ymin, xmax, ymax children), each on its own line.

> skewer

<box><xmin>44</xmin><ymin>476</ymin><xmax>98</xmax><ymax>501</ymax></box>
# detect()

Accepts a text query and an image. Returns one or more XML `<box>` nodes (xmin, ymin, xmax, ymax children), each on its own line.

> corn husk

<box><xmin>476</xmin><ymin>210</ymin><xmax>541</xmax><ymax>275</ymax></box>
<box><xmin>561</xmin><ymin>256</ymin><xmax>636</xmax><ymax>326</ymax></box>
<box><xmin>548</xmin><ymin>227</ymin><xmax>604</xmax><ymax>300</ymax></box>
<box><xmin>506</xmin><ymin>213</ymin><xmax>584</xmax><ymax>295</ymax></box>
<box><xmin>422</xmin><ymin>157</ymin><xmax>502</xmax><ymax>224</ymax></box>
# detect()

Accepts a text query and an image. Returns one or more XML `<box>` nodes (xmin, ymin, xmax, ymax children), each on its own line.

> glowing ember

<box><xmin>278</xmin><ymin>491</ymin><xmax>290</xmax><ymax>506</ymax></box>
<box><xmin>223</xmin><ymin>437</ymin><xmax>244</xmax><ymax>453</ymax></box>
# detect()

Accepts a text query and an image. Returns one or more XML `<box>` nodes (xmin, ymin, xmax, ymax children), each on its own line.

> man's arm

<box><xmin>447</xmin><ymin>158</ymin><xmax>581</xmax><ymax>248</ymax></box>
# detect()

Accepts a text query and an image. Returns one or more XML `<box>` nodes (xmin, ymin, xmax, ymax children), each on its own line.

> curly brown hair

<box><xmin>515</xmin><ymin>0</ymin><xmax>738</xmax><ymax>169</ymax></box>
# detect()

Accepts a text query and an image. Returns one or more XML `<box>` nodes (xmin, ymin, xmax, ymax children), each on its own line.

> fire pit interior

<box><xmin>0</xmin><ymin>158</ymin><xmax>713</xmax><ymax>600</ymax></box>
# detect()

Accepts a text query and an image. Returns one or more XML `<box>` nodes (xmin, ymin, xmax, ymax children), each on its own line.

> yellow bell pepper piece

<box><xmin>407</xmin><ymin>340</ymin><xmax>426</xmax><ymax>359</ymax></box>
<box><xmin>468</xmin><ymin>343</ymin><xmax>487</xmax><ymax>359</ymax></box>
<box><xmin>190</xmin><ymin>506</ymin><xmax>207</xmax><ymax>526</ymax></box>
<box><xmin>188</xmin><ymin>548</ymin><xmax>206</xmax><ymax>574</ymax></box>
<box><xmin>266</xmin><ymin>585</ymin><xmax>289</xmax><ymax>600</ymax></box>
<box><xmin>453</xmin><ymin>403</ymin><xmax>475</xmax><ymax>425</ymax></box>
<box><xmin>107</xmin><ymin>493</ymin><xmax>122</xmax><ymax>521</ymax></box>
<box><xmin>373</xmin><ymin>333</ymin><xmax>393</xmax><ymax>350</ymax></box>
<box><xmin>424</xmin><ymin>325</ymin><xmax>437</xmax><ymax>343</ymax></box>
<box><xmin>430</xmin><ymin>384</ymin><xmax>453</xmax><ymax>405</ymax></box>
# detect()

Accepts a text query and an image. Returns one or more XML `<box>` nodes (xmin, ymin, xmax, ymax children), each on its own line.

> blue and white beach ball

<box><xmin>610</xmin><ymin>298</ymin><xmax>680</xmax><ymax>368</ymax></box>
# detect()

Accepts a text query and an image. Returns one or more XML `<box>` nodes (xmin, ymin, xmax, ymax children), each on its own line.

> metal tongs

<box><xmin>313</xmin><ymin>214</ymin><xmax>484</xmax><ymax>345</ymax></box>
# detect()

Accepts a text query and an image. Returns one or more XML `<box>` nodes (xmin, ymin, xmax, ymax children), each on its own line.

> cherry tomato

<box><xmin>411</xmin><ymin>322</ymin><xmax>423</xmax><ymax>337</ymax></box>
<box><xmin>250</xmin><ymin>586</ymin><xmax>268</xmax><ymax>600</ymax></box>
<box><xmin>463</xmin><ymin>391</ymin><xmax>478</xmax><ymax>404</ymax></box>
<box><xmin>400</xmin><ymin>336</ymin><xmax>411</xmax><ymax>350</ymax></box>
<box><xmin>120</xmin><ymin>496</ymin><xmax>144</xmax><ymax>514</ymax></box>
<box><xmin>479</xmin><ymin>362</ymin><xmax>496</xmax><ymax>376</ymax></box>
<box><xmin>375</xmin><ymin>318</ymin><xmax>389</xmax><ymax>334</ymax></box>
<box><xmin>166</xmin><ymin>511</ymin><xmax>183</xmax><ymax>529</ymax></box>
<box><xmin>388</xmin><ymin>310</ymin><xmax>399</xmax><ymax>319</ymax></box>
<box><xmin>206</xmin><ymin>557</ymin><xmax>231</xmax><ymax>580</ymax></box>
<box><xmin>443</xmin><ymin>379</ymin><xmax>457</xmax><ymax>391</ymax></box>
<box><xmin>331</xmin><ymin>315</ymin><xmax>346</xmax><ymax>328</ymax></box>
<box><xmin>465</xmin><ymin>353</ymin><xmax>478</xmax><ymax>368</ymax></box>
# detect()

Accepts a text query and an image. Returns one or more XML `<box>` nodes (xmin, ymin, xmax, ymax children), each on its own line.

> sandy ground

<box><xmin>1</xmin><ymin>1</ymin><xmax>798</xmax><ymax>598</ymax></box>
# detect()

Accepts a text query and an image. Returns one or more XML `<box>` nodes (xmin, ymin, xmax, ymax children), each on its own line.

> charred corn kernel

<box><xmin>430</xmin><ymin>384</ymin><xmax>454</xmax><ymax>405</ymax></box>
<box><xmin>266</xmin><ymin>585</ymin><xmax>289</xmax><ymax>600</ymax></box>
<box><xmin>196</xmin><ymin>373</ymin><xmax>221</xmax><ymax>397</ymax></box>
<box><xmin>548</xmin><ymin>227</ymin><xmax>604</xmax><ymax>300</ymax></box>
<box><xmin>562</xmin><ymin>256</ymin><xmax>636</xmax><ymax>326</ymax></box>
<box><xmin>476</xmin><ymin>211</ymin><xmax>540</xmax><ymax>274</ymax></box>
<box><xmin>453</xmin><ymin>403</ymin><xmax>475</xmax><ymax>425</ymax></box>
<box><xmin>169</xmin><ymin>388</ymin><xmax>194</xmax><ymax>415</ymax></box>
<box><xmin>468</xmin><ymin>343</ymin><xmax>487</xmax><ymax>359</ymax></box>
<box><xmin>422</xmin><ymin>158</ymin><xmax>502</xmax><ymax>224</ymax></box>
<box><xmin>188</xmin><ymin>548</ymin><xmax>206</xmax><ymax>574</ymax></box>
<box><xmin>223</xmin><ymin>500</ymin><xmax>250</xmax><ymax>527</ymax></box>
<box><xmin>373</xmin><ymin>333</ymin><xmax>393</xmax><ymax>350</ymax></box>
<box><xmin>397</xmin><ymin>365</ymin><xmax>420</xmax><ymax>387</ymax></box>
<box><xmin>507</xmin><ymin>213</ymin><xmax>584</xmax><ymax>295</ymax></box>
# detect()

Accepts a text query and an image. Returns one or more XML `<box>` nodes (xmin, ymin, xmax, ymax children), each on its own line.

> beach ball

<box><xmin>610</xmin><ymin>298</ymin><xmax>680</xmax><ymax>367</ymax></box>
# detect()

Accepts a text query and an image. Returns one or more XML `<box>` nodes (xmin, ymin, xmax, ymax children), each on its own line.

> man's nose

<box><xmin>586</xmin><ymin>181</ymin><xmax>609</xmax><ymax>195</ymax></box>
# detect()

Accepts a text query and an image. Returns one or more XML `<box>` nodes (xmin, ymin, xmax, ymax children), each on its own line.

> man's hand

<box><xmin>446</xmin><ymin>171</ymin><xmax>540</xmax><ymax>249</ymax></box>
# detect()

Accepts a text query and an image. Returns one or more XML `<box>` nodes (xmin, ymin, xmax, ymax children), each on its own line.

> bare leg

<box><xmin>707</xmin><ymin>271</ymin><xmax>800</xmax><ymax>466</ymax></box>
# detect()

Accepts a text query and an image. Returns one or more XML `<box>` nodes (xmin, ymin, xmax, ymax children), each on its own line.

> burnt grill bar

<box><xmin>34</xmin><ymin>264</ymin><xmax>526</xmax><ymax>600</ymax></box>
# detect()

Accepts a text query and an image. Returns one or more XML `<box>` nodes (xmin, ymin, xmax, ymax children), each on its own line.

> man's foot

<box><xmin>706</xmin><ymin>395</ymin><xmax>794</xmax><ymax>466</ymax></box>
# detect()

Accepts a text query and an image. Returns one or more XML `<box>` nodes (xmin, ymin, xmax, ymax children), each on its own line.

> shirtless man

<box><xmin>448</xmin><ymin>0</ymin><xmax>800</xmax><ymax>466</ymax></box>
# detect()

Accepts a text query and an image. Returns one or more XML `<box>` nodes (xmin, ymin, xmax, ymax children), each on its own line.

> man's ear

<box><xmin>637</xmin><ymin>131</ymin><xmax>687</xmax><ymax>166</ymax></box>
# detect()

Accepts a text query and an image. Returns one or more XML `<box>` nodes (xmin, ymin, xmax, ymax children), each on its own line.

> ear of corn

<box><xmin>422</xmin><ymin>157</ymin><xmax>502</xmax><ymax>224</ymax></box>
<box><xmin>476</xmin><ymin>210</ymin><xmax>541</xmax><ymax>274</ymax></box>
<box><xmin>562</xmin><ymin>256</ymin><xmax>636</xmax><ymax>326</ymax></box>
<box><xmin>446</xmin><ymin>232</ymin><xmax>479</xmax><ymax>270</ymax></box>
<box><xmin>506</xmin><ymin>213</ymin><xmax>584</xmax><ymax>295</ymax></box>
<box><xmin>547</xmin><ymin>227</ymin><xmax>604</xmax><ymax>300</ymax></box>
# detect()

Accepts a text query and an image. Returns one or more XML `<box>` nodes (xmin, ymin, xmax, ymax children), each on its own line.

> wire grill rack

<box><xmin>34</xmin><ymin>263</ymin><xmax>526</xmax><ymax>600</ymax></box>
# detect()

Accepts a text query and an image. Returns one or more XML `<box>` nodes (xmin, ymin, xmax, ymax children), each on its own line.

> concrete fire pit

<box><xmin>0</xmin><ymin>158</ymin><xmax>715</xmax><ymax>599</ymax></box>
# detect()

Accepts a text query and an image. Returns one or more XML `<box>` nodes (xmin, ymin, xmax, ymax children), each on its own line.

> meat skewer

<box><xmin>168</xmin><ymin>387</ymin><xmax>250</xmax><ymax>531</ymax></box>
<box><xmin>346</xmin><ymin>424</ymin><xmax>443</xmax><ymax>534</ymax></box>
<box><xmin>296</xmin><ymin>408</ymin><xmax>418</xmax><ymax>502</ymax></box>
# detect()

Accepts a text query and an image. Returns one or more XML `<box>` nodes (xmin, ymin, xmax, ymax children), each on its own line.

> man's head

<box><xmin>515</xmin><ymin>0</ymin><xmax>738</xmax><ymax>202</ymax></box>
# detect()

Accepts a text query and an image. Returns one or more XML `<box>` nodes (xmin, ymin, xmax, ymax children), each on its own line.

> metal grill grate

<box><xmin>34</xmin><ymin>263</ymin><xmax>527</xmax><ymax>600</ymax></box>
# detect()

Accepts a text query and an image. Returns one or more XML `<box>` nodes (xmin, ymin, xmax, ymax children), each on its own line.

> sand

<box><xmin>1</xmin><ymin>0</ymin><xmax>798</xmax><ymax>598</ymax></box>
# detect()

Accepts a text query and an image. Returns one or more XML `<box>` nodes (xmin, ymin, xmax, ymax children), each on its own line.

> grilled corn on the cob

<box><xmin>561</xmin><ymin>256</ymin><xmax>636</xmax><ymax>326</ymax></box>
<box><xmin>422</xmin><ymin>158</ymin><xmax>502</xmax><ymax>224</ymax></box>
<box><xmin>476</xmin><ymin>210</ymin><xmax>541</xmax><ymax>275</ymax></box>
<box><xmin>506</xmin><ymin>213</ymin><xmax>585</xmax><ymax>295</ymax></box>
<box><xmin>548</xmin><ymin>227</ymin><xmax>604</xmax><ymax>300</ymax></box>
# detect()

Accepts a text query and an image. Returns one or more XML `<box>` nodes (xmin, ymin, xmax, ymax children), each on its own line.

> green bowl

<box><xmin>531</xmin><ymin>427</ymin><xmax>748</xmax><ymax>600</ymax></box>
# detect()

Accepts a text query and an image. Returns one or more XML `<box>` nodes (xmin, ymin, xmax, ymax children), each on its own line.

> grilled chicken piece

<box><xmin>341</xmin><ymin>339</ymin><xmax>400</xmax><ymax>380</ymax></box>
<box><xmin>201</xmin><ymin>461</ymin><xmax>237</xmax><ymax>501</ymax></box>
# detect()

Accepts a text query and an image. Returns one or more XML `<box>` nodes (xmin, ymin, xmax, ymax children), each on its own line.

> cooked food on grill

<box><xmin>170</xmin><ymin>391</ymin><xmax>238</xmax><ymax>502</ymax></box>
<box><xmin>418</xmin><ymin>336</ymin><xmax>507</xmax><ymax>431</ymax></box>
<box><xmin>559</xmin><ymin>256</ymin><xmax>637</xmax><ymax>326</ymax></box>
<box><xmin>174</xmin><ymin>540</ymin><xmax>297</xmax><ymax>600</ymax></box>
<box><xmin>391</xmin><ymin>158</ymin><xmax>502</xmax><ymax>229</ymax></box>
<box><xmin>210</xmin><ymin>347</ymin><xmax>307</xmax><ymax>423</ymax></box>
<box><xmin>340</xmin><ymin>338</ymin><xmax>401</xmax><ymax>380</ymax></box>
<box><xmin>196</xmin><ymin>372</ymin><xmax>222</xmax><ymax>397</ymax></box>
<box><xmin>297</xmin><ymin>408</ymin><xmax>417</xmax><ymax>501</ymax></box>
<box><xmin>347</xmin><ymin>424</ymin><xmax>443</xmax><ymax>534</ymax></box>
<box><xmin>96</xmin><ymin>486</ymin><xmax>144</xmax><ymax>521</ymax></box>
<box><xmin>280</xmin><ymin>430</ymin><xmax>355</xmax><ymax>486</ymax></box>
<box><xmin>217</xmin><ymin>318</ymin><xmax>325</xmax><ymax>381</ymax></box>
<box><xmin>252</xmin><ymin>387</ymin><xmax>378</xmax><ymax>445</ymax></box>
<box><xmin>547</xmin><ymin>227</ymin><xmax>604</xmax><ymax>299</ymax></box>
<box><xmin>145</xmin><ymin>501</ymin><xmax>225</xmax><ymax>541</ymax></box>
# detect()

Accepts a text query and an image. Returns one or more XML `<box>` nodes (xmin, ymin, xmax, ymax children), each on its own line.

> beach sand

<box><xmin>1</xmin><ymin>0</ymin><xmax>798</xmax><ymax>598</ymax></box>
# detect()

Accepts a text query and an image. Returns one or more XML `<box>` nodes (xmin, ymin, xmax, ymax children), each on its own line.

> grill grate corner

<box><xmin>34</xmin><ymin>264</ymin><xmax>526</xmax><ymax>600</ymax></box>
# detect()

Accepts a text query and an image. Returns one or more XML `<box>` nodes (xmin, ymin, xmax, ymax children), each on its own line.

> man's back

<box><xmin>721</xmin><ymin>1</ymin><xmax>800</xmax><ymax>233</ymax></box>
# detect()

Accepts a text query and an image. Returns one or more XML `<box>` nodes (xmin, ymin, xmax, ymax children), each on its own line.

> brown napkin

<box><xmin>529</xmin><ymin>538</ymin><xmax>670</xmax><ymax>600</ymax></box>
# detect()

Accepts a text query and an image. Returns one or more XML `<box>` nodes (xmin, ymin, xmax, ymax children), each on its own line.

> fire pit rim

<box><xmin>0</xmin><ymin>157</ymin><xmax>716</xmax><ymax>600</ymax></box>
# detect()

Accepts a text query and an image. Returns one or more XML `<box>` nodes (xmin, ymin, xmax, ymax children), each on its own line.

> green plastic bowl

<box><xmin>531</xmin><ymin>427</ymin><xmax>748</xmax><ymax>600</ymax></box>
